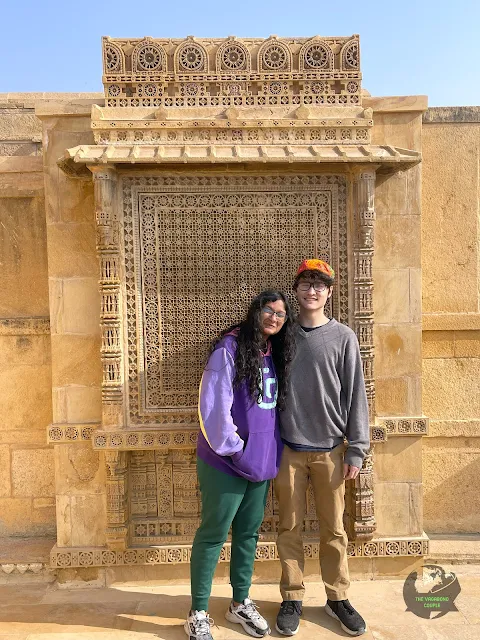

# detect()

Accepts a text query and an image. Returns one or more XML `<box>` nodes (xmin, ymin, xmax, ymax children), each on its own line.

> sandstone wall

<box><xmin>422</xmin><ymin>107</ymin><xmax>480</xmax><ymax>533</ymax></box>
<box><xmin>370</xmin><ymin>102</ymin><xmax>424</xmax><ymax>537</ymax></box>
<box><xmin>0</xmin><ymin>98</ymin><xmax>54</xmax><ymax>536</ymax></box>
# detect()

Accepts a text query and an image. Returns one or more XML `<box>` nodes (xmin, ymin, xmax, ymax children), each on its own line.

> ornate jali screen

<box><xmin>124</xmin><ymin>174</ymin><xmax>347</xmax><ymax>544</ymax></box>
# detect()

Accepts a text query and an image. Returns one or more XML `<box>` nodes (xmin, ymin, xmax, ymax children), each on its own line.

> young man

<box><xmin>275</xmin><ymin>259</ymin><xmax>370</xmax><ymax>637</ymax></box>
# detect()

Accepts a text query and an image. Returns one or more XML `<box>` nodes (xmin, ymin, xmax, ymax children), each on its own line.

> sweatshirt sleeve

<box><xmin>198</xmin><ymin>346</ymin><xmax>245</xmax><ymax>457</ymax></box>
<box><xmin>342</xmin><ymin>333</ymin><xmax>370</xmax><ymax>468</ymax></box>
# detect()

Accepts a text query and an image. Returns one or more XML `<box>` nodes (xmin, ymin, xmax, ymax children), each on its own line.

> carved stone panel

<box><xmin>122</xmin><ymin>174</ymin><xmax>348</xmax><ymax>427</ymax></box>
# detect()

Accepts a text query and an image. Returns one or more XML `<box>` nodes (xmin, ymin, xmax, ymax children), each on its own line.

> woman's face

<box><xmin>260</xmin><ymin>299</ymin><xmax>287</xmax><ymax>339</ymax></box>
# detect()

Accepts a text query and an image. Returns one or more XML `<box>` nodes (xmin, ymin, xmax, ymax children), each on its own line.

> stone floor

<box><xmin>0</xmin><ymin>564</ymin><xmax>479</xmax><ymax>640</ymax></box>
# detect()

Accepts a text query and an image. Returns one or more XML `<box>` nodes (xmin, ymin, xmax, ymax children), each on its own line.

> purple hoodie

<box><xmin>197</xmin><ymin>333</ymin><xmax>283</xmax><ymax>482</ymax></box>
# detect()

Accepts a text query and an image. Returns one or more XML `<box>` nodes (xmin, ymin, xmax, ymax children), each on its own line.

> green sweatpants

<box><xmin>190</xmin><ymin>457</ymin><xmax>270</xmax><ymax>612</ymax></box>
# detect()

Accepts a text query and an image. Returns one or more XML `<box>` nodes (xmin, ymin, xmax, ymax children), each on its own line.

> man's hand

<box><xmin>343</xmin><ymin>463</ymin><xmax>360</xmax><ymax>480</ymax></box>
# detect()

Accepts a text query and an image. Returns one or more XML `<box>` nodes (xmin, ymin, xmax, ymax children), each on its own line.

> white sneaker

<box><xmin>184</xmin><ymin>610</ymin><xmax>214</xmax><ymax>640</ymax></box>
<box><xmin>225</xmin><ymin>598</ymin><xmax>270</xmax><ymax>637</ymax></box>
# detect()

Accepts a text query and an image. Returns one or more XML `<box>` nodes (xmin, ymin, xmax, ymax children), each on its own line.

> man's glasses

<box><xmin>262</xmin><ymin>307</ymin><xmax>287</xmax><ymax>321</ymax></box>
<box><xmin>297</xmin><ymin>281</ymin><xmax>329</xmax><ymax>293</ymax></box>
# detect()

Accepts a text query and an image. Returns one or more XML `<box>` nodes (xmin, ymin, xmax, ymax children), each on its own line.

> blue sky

<box><xmin>2</xmin><ymin>0</ymin><xmax>478</xmax><ymax>106</ymax></box>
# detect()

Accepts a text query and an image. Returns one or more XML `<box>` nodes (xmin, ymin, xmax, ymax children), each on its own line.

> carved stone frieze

<box><xmin>378</xmin><ymin>417</ymin><xmax>429</xmax><ymax>436</ymax></box>
<box><xmin>102</xmin><ymin>35</ymin><xmax>362</xmax><ymax>109</ymax></box>
<box><xmin>48</xmin><ymin>423</ymin><xmax>98</xmax><ymax>444</ymax></box>
<box><xmin>50</xmin><ymin>536</ymin><xmax>429</xmax><ymax>568</ymax></box>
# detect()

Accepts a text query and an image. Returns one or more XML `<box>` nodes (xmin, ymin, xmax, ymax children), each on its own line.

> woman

<box><xmin>185</xmin><ymin>290</ymin><xmax>295</xmax><ymax>640</ymax></box>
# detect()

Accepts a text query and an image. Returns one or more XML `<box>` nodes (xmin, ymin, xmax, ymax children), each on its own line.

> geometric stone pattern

<box><xmin>377</xmin><ymin>417</ymin><xmax>429</xmax><ymax>436</ymax></box>
<box><xmin>50</xmin><ymin>537</ymin><xmax>429</xmax><ymax>568</ymax></box>
<box><xmin>0</xmin><ymin>563</ymin><xmax>47</xmax><ymax>575</ymax></box>
<box><xmin>102</xmin><ymin>35</ymin><xmax>362</xmax><ymax>110</ymax></box>
<box><xmin>90</xmin><ymin>426</ymin><xmax>386</xmax><ymax>451</ymax></box>
<box><xmin>127</xmin><ymin>449</ymin><xmax>344</xmax><ymax>546</ymax></box>
<box><xmin>122</xmin><ymin>174</ymin><xmax>348</xmax><ymax>424</ymax></box>
<box><xmin>47</xmin><ymin>423</ymin><xmax>98</xmax><ymax>444</ymax></box>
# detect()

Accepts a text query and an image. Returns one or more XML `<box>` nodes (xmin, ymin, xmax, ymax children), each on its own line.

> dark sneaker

<box><xmin>225</xmin><ymin>598</ymin><xmax>270</xmax><ymax>637</ymax></box>
<box><xmin>275</xmin><ymin>600</ymin><xmax>302</xmax><ymax>636</ymax></box>
<box><xmin>325</xmin><ymin>599</ymin><xmax>367</xmax><ymax>636</ymax></box>
<box><xmin>184</xmin><ymin>609</ymin><xmax>214</xmax><ymax>640</ymax></box>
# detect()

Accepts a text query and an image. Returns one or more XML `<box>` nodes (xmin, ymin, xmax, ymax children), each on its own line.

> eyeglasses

<box><xmin>297</xmin><ymin>281</ymin><xmax>329</xmax><ymax>293</ymax></box>
<box><xmin>262</xmin><ymin>306</ymin><xmax>287</xmax><ymax>321</ymax></box>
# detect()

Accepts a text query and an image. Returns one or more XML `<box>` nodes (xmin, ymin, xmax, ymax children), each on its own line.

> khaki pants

<box><xmin>275</xmin><ymin>443</ymin><xmax>350</xmax><ymax>601</ymax></box>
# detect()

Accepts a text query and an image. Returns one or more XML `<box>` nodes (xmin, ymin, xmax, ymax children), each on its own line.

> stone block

<box><xmin>375</xmin><ymin>376</ymin><xmax>409</xmax><ymax>416</ymax></box>
<box><xmin>409</xmin><ymin>268</ymin><xmax>421</xmax><ymax>323</ymax></box>
<box><xmin>374</xmin><ymin>482</ymin><xmax>411</xmax><ymax>536</ymax></box>
<box><xmin>0</xmin><ymin>445</ymin><xmax>11</xmax><ymax>497</ymax></box>
<box><xmin>375</xmin><ymin>171</ymin><xmax>409</xmax><ymax>217</ymax></box>
<box><xmin>375</xmin><ymin>324</ymin><xmax>422</xmax><ymax>378</ymax></box>
<box><xmin>373</xmin><ymin>269</ymin><xmax>410</xmax><ymax>323</ymax></box>
<box><xmin>56</xmin><ymin>494</ymin><xmax>107</xmax><ymax>547</ymax></box>
<box><xmin>64</xmin><ymin>386</ymin><xmax>102</xmax><ymax>423</ymax></box>
<box><xmin>454</xmin><ymin>330</ymin><xmax>480</xmax><ymax>357</ymax></box>
<box><xmin>423</xmin><ymin>437</ymin><xmax>480</xmax><ymax>533</ymax></box>
<box><xmin>0</xmin><ymin>497</ymin><xmax>32</xmax><ymax>536</ymax></box>
<box><xmin>409</xmin><ymin>482</ymin><xmax>423</xmax><ymax>535</ymax></box>
<box><xmin>371</xmin><ymin>112</ymin><xmax>423</xmax><ymax>151</ymax></box>
<box><xmin>374</xmin><ymin>437</ymin><xmax>423</xmax><ymax>483</ymax></box>
<box><xmin>375</xmin><ymin>215</ymin><xmax>421</xmax><ymax>270</ymax></box>
<box><xmin>51</xmin><ymin>334</ymin><xmax>102</xmax><ymax>387</ymax></box>
<box><xmin>49</xmin><ymin>278</ymin><xmax>100</xmax><ymax>335</ymax></box>
<box><xmin>0</xmin><ymin>430</ymin><xmax>47</xmax><ymax>445</ymax></box>
<box><xmin>54</xmin><ymin>443</ymin><xmax>105</xmax><ymax>496</ymax></box>
<box><xmin>406</xmin><ymin>374</ymin><xmax>422</xmax><ymax>416</ymax></box>
<box><xmin>46</xmin><ymin>222</ymin><xmax>98</xmax><ymax>279</ymax></box>
<box><xmin>0</xmin><ymin>335</ymin><xmax>49</xmax><ymax>368</ymax></box>
<box><xmin>33</xmin><ymin>497</ymin><xmax>55</xmax><ymax>508</ymax></box>
<box><xmin>0</xmin><ymin>364</ymin><xmax>52</xmax><ymax>431</ymax></box>
<box><xmin>0</xmin><ymin>195</ymin><xmax>49</xmax><ymax>317</ymax></box>
<box><xmin>423</xmin><ymin>358</ymin><xmax>480</xmax><ymax>420</ymax></box>
<box><xmin>373</xmin><ymin>556</ymin><xmax>423</xmax><ymax>579</ymax></box>
<box><xmin>58</xmin><ymin>174</ymin><xmax>95</xmax><ymax>224</ymax></box>
<box><xmin>52</xmin><ymin>387</ymin><xmax>67</xmax><ymax>423</ymax></box>
<box><xmin>422</xmin><ymin>123</ymin><xmax>479</xmax><ymax>315</ymax></box>
<box><xmin>422</xmin><ymin>331</ymin><xmax>454</xmax><ymax>358</ymax></box>
<box><xmin>11</xmin><ymin>448</ymin><xmax>55</xmax><ymax>498</ymax></box>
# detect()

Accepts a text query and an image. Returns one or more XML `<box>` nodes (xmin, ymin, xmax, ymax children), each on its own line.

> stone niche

<box><xmin>47</xmin><ymin>35</ymin><xmax>429</xmax><ymax>577</ymax></box>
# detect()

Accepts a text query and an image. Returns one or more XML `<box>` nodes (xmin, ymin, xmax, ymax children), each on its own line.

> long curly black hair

<box><xmin>210</xmin><ymin>290</ymin><xmax>296</xmax><ymax>410</ymax></box>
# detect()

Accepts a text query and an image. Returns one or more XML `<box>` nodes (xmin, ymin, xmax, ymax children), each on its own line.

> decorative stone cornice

<box><xmin>50</xmin><ymin>535</ymin><xmax>429</xmax><ymax>568</ymax></box>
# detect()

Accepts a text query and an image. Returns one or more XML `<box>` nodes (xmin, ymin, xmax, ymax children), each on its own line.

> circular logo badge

<box><xmin>403</xmin><ymin>564</ymin><xmax>461</xmax><ymax>619</ymax></box>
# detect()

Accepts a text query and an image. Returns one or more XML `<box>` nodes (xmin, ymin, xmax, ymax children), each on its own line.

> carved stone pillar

<box><xmin>91</xmin><ymin>166</ymin><xmax>129</xmax><ymax>549</ymax></box>
<box><xmin>90</xmin><ymin>166</ymin><xmax>124</xmax><ymax>427</ymax></box>
<box><xmin>344</xmin><ymin>170</ymin><xmax>377</xmax><ymax>541</ymax></box>
<box><xmin>105</xmin><ymin>450</ymin><xmax>128</xmax><ymax>550</ymax></box>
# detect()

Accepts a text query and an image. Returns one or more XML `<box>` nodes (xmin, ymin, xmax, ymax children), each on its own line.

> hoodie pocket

<box><xmin>230</xmin><ymin>427</ymin><xmax>278</xmax><ymax>482</ymax></box>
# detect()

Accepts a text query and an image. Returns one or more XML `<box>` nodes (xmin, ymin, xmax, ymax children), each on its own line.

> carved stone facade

<box><xmin>50</xmin><ymin>34</ymin><xmax>428</xmax><ymax>568</ymax></box>
<box><xmin>101</xmin><ymin>36</ymin><xmax>362</xmax><ymax>110</ymax></box>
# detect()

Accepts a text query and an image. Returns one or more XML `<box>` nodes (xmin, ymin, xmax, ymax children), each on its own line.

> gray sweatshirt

<box><xmin>280</xmin><ymin>319</ymin><xmax>370</xmax><ymax>468</ymax></box>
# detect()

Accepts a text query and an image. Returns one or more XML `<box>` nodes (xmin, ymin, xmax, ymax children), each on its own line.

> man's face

<box><xmin>295</xmin><ymin>275</ymin><xmax>332</xmax><ymax>312</ymax></box>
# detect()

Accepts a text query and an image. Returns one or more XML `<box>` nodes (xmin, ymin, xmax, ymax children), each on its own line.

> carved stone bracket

<box><xmin>104</xmin><ymin>450</ymin><xmax>129</xmax><ymax>550</ymax></box>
